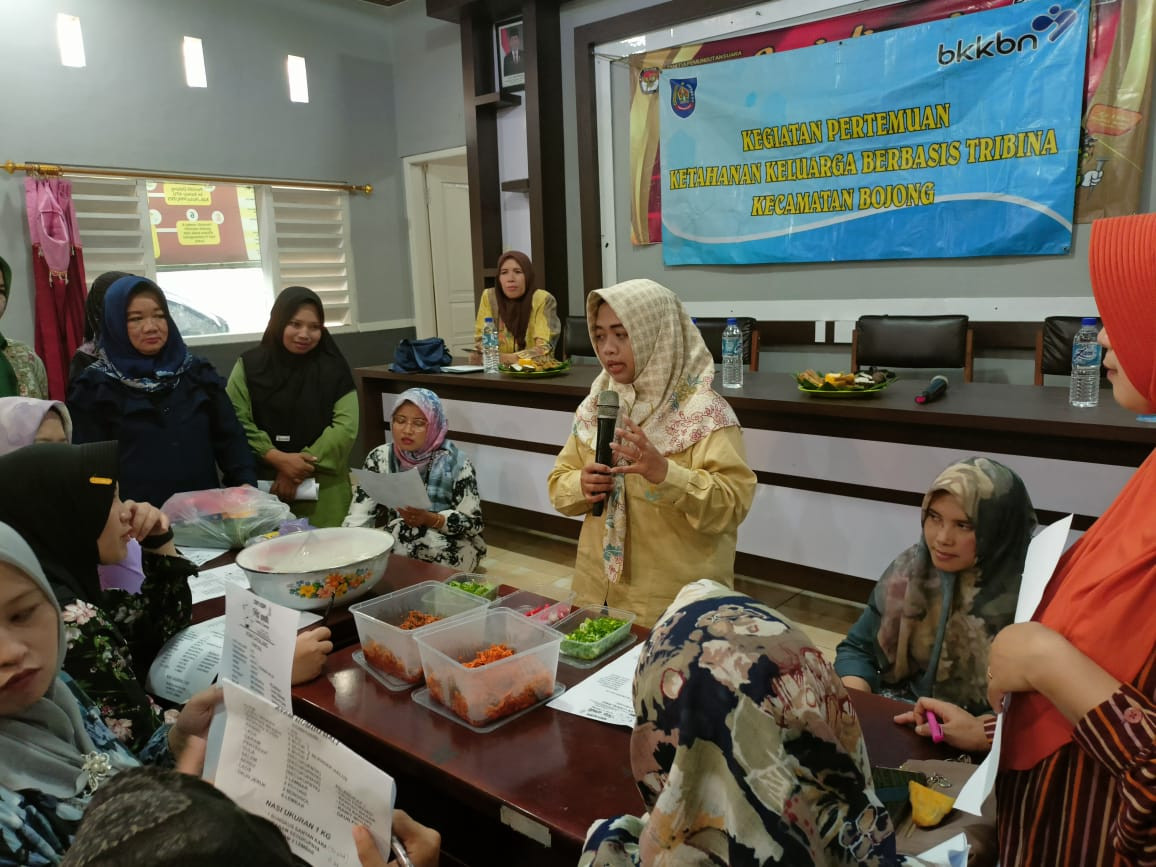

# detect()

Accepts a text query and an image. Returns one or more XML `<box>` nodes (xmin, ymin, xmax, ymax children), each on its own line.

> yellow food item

<box><xmin>908</xmin><ymin>781</ymin><xmax>956</xmax><ymax>828</ymax></box>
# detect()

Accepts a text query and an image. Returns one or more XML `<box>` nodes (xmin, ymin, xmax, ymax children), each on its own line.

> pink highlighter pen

<box><xmin>926</xmin><ymin>710</ymin><xmax>945</xmax><ymax>743</ymax></box>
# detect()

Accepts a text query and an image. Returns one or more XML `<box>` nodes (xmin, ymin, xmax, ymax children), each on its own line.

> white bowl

<box><xmin>235</xmin><ymin>527</ymin><xmax>394</xmax><ymax>611</ymax></box>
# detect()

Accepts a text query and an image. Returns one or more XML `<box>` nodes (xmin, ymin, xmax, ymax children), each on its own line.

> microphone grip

<box><xmin>591</xmin><ymin>417</ymin><xmax>616</xmax><ymax>518</ymax></box>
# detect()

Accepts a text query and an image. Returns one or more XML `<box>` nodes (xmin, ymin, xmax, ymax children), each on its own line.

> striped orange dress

<box><xmin>996</xmin><ymin>651</ymin><xmax>1156</xmax><ymax>866</ymax></box>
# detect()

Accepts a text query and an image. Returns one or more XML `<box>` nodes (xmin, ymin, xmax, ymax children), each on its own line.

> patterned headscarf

<box><xmin>62</xmin><ymin>768</ymin><xmax>306</xmax><ymax>866</ymax></box>
<box><xmin>92</xmin><ymin>276</ymin><xmax>192</xmax><ymax>392</ymax></box>
<box><xmin>0</xmin><ymin>396</ymin><xmax>72</xmax><ymax>456</ymax></box>
<box><xmin>0</xmin><ymin>521</ymin><xmax>137</xmax><ymax>799</ymax></box>
<box><xmin>870</xmin><ymin>457</ymin><xmax>1036</xmax><ymax>713</ymax></box>
<box><xmin>388</xmin><ymin>388</ymin><xmax>464</xmax><ymax>513</ymax></box>
<box><xmin>581</xmin><ymin>579</ymin><xmax>899</xmax><ymax>866</ymax></box>
<box><xmin>573</xmin><ymin>279</ymin><xmax>739</xmax><ymax>584</ymax></box>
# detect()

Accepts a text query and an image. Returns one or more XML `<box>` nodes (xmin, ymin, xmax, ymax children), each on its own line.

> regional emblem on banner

<box><xmin>669</xmin><ymin>78</ymin><xmax>697</xmax><ymax>118</ymax></box>
<box><xmin>639</xmin><ymin>67</ymin><xmax>660</xmax><ymax>94</ymax></box>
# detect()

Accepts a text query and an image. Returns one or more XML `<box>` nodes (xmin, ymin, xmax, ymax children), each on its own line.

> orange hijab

<box><xmin>1003</xmin><ymin>214</ymin><xmax>1156</xmax><ymax>770</ymax></box>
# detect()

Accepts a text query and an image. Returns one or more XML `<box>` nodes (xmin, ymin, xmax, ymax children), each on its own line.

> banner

<box><xmin>658</xmin><ymin>1</ymin><xmax>1089</xmax><ymax>265</ymax></box>
<box><xmin>629</xmin><ymin>0</ymin><xmax>1152</xmax><ymax>245</ymax></box>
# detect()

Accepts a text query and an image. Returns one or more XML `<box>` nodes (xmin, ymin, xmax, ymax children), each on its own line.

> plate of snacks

<box><xmin>499</xmin><ymin>357</ymin><xmax>572</xmax><ymax>377</ymax></box>
<box><xmin>794</xmin><ymin>368</ymin><xmax>895</xmax><ymax>397</ymax></box>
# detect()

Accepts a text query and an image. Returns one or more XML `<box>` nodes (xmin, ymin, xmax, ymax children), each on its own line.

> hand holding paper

<box><xmin>352</xmin><ymin>468</ymin><xmax>433</xmax><ymax>510</ymax></box>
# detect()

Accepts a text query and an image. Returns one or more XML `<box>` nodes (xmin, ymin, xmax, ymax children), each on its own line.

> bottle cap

<box><xmin>485</xmin><ymin>317</ymin><xmax>494</xmax><ymax>324</ymax></box>
<box><xmin>1081</xmin><ymin>316</ymin><xmax>1099</xmax><ymax>326</ymax></box>
<box><xmin>726</xmin><ymin>317</ymin><xmax>737</xmax><ymax>324</ymax></box>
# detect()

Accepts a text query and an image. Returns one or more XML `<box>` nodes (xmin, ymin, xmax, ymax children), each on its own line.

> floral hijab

<box><xmin>572</xmin><ymin>279</ymin><xmax>740</xmax><ymax>584</ymax></box>
<box><xmin>873</xmin><ymin>457</ymin><xmax>1036</xmax><ymax>713</ymax></box>
<box><xmin>581</xmin><ymin>579</ymin><xmax>900</xmax><ymax>866</ymax></box>
<box><xmin>0</xmin><ymin>396</ymin><xmax>72</xmax><ymax>456</ymax></box>
<box><xmin>388</xmin><ymin>388</ymin><xmax>463</xmax><ymax>513</ymax></box>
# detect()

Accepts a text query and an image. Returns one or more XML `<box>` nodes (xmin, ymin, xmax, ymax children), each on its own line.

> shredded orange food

<box><xmin>461</xmin><ymin>643</ymin><xmax>516</xmax><ymax>668</ymax></box>
<box><xmin>399</xmin><ymin>610</ymin><xmax>442</xmax><ymax>630</ymax></box>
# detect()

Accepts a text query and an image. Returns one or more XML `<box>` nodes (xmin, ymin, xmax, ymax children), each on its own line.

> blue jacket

<box><xmin>67</xmin><ymin>357</ymin><xmax>257</xmax><ymax>506</ymax></box>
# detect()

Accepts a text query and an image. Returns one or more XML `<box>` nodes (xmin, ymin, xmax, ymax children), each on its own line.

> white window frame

<box><xmin>68</xmin><ymin>174</ymin><xmax>360</xmax><ymax>345</ymax></box>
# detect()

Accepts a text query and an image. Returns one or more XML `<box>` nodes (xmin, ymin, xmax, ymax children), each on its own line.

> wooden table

<box><xmin>290</xmin><ymin>559</ymin><xmax>958</xmax><ymax>866</ymax></box>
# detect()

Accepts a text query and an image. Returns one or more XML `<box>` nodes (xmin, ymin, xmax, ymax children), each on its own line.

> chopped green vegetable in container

<box><xmin>447</xmin><ymin>579</ymin><xmax>498</xmax><ymax>600</ymax></box>
<box><xmin>560</xmin><ymin>616</ymin><xmax>629</xmax><ymax>659</ymax></box>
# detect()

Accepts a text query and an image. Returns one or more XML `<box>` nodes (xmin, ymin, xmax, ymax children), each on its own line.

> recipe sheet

<box><xmin>221</xmin><ymin>583</ymin><xmax>298</xmax><ymax>711</ymax></box>
<box><xmin>206</xmin><ymin>680</ymin><xmax>396</xmax><ymax>867</ymax></box>
<box><xmin>188</xmin><ymin>561</ymin><xmax>250</xmax><ymax>604</ymax></box>
<box><xmin>548</xmin><ymin>644</ymin><xmax>643</xmax><ymax>728</ymax></box>
<box><xmin>351</xmin><ymin>467</ymin><xmax>433</xmax><ymax>510</ymax></box>
<box><xmin>955</xmin><ymin>515</ymin><xmax>1073</xmax><ymax>816</ymax></box>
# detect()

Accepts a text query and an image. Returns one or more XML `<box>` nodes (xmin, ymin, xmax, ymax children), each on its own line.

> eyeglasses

<box><xmin>391</xmin><ymin>416</ymin><xmax>427</xmax><ymax>430</ymax></box>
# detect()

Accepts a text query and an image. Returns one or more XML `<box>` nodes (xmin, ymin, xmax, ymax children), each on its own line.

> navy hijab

<box><xmin>95</xmin><ymin>277</ymin><xmax>192</xmax><ymax>391</ymax></box>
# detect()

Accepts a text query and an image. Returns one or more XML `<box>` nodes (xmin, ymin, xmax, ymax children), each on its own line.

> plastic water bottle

<box><xmin>1069</xmin><ymin>316</ymin><xmax>1101</xmax><ymax>408</ymax></box>
<box><xmin>482</xmin><ymin>317</ymin><xmax>500</xmax><ymax>373</ymax></box>
<box><xmin>721</xmin><ymin>318</ymin><xmax>743</xmax><ymax>389</ymax></box>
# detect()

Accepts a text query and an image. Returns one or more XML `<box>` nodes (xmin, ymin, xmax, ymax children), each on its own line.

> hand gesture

<box><xmin>291</xmin><ymin>626</ymin><xmax>334</xmax><ymax>685</ymax></box>
<box><xmin>397</xmin><ymin>507</ymin><xmax>441</xmax><ymax>529</ymax></box>
<box><xmin>267</xmin><ymin>449</ymin><xmax>318</xmax><ymax>483</ymax></box>
<box><xmin>893</xmin><ymin>696</ymin><xmax>989</xmax><ymax>752</ymax></box>
<box><xmin>122</xmin><ymin>499</ymin><xmax>170</xmax><ymax>543</ymax></box>
<box><xmin>580</xmin><ymin>461</ymin><xmax>614</xmax><ymax>506</ymax></box>
<box><xmin>168</xmin><ymin>685</ymin><xmax>223</xmax><ymax>772</ymax></box>
<box><xmin>609</xmin><ymin>416</ymin><xmax>668</xmax><ymax>485</ymax></box>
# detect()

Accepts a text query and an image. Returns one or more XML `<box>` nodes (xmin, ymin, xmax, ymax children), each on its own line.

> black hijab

<box><xmin>0</xmin><ymin>441</ymin><xmax>118</xmax><ymax>603</ymax></box>
<box><xmin>240</xmin><ymin>287</ymin><xmax>354</xmax><ymax>453</ymax></box>
<box><xmin>84</xmin><ymin>270</ymin><xmax>131</xmax><ymax>343</ymax></box>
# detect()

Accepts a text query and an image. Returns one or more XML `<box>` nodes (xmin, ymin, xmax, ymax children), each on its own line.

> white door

<box><xmin>425</xmin><ymin>160</ymin><xmax>475</xmax><ymax>353</ymax></box>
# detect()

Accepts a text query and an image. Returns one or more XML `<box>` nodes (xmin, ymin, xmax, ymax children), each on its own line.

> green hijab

<box><xmin>0</xmin><ymin>255</ymin><xmax>18</xmax><ymax>397</ymax></box>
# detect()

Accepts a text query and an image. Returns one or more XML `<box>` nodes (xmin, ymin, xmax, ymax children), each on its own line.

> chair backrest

<box><xmin>694</xmin><ymin>317</ymin><xmax>760</xmax><ymax>371</ymax></box>
<box><xmin>1035</xmin><ymin>316</ymin><xmax>1105</xmax><ymax>384</ymax></box>
<box><xmin>563</xmin><ymin>315</ymin><xmax>596</xmax><ymax>359</ymax></box>
<box><xmin>852</xmin><ymin>315</ymin><xmax>972</xmax><ymax>381</ymax></box>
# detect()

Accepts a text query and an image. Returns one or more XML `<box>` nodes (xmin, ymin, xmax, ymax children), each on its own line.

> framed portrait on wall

<box><xmin>496</xmin><ymin>18</ymin><xmax>525</xmax><ymax>92</ymax></box>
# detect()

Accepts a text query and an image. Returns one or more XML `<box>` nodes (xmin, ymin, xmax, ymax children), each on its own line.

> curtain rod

<box><xmin>2</xmin><ymin>160</ymin><xmax>373</xmax><ymax>196</ymax></box>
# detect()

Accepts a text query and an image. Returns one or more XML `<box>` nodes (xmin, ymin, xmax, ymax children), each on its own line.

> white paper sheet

<box><xmin>206</xmin><ymin>680</ymin><xmax>395</xmax><ymax>867</ymax></box>
<box><xmin>188</xmin><ymin>561</ymin><xmax>251</xmax><ymax>604</ymax></box>
<box><xmin>178</xmin><ymin>546</ymin><xmax>230</xmax><ymax>567</ymax></box>
<box><xmin>442</xmin><ymin>364</ymin><xmax>485</xmax><ymax>374</ymax></box>
<box><xmin>257</xmin><ymin>478</ymin><xmax>320</xmax><ymax>502</ymax></box>
<box><xmin>955</xmin><ymin>514</ymin><xmax>1073</xmax><ymax>816</ymax></box>
<box><xmin>547</xmin><ymin>644</ymin><xmax>643</xmax><ymax>728</ymax></box>
<box><xmin>914</xmin><ymin>832</ymin><xmax>970</xmax><ymax>866</ymax></box>
<box><xmin>221</xmin><ymin>584</ymin><xmax>298</xmax><ymax>711</ymax></box>
<box><xmin>146</xmin><ymin>616</ymin><xmax>227</xmax><ymax>704</ymax></box>
<box><xmin>351</xmin><ymin>467</ymin><xmax>432</xmax><ymax>510</ymax></box>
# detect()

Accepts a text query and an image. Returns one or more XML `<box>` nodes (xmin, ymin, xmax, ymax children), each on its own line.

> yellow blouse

<box><xmin>548</xmin><ymin>425</ymin><xmax>756</xmax><ymax>626</ymax></box>
<box><xmin>474</xmin><ymin>288</ymin><xmax>560</xmax><ymax>355</ymax></box>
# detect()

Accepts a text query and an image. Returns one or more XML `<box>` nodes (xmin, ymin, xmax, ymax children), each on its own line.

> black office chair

<box><xmin>1034</xmin><ymin>316</ymin><xmax>1106</xmax><ymax>385</ymax></box>
<box><xmin>563</xmin><ymin>315</ymin><xmax>596</xmax><ymax>359</ymax></box>
<box><xmin>851</xmin><ymin>315</ymin><xmax>973</xmax><ymax>382</ymax></box>
<box><xmin>694</xmin><ymin>317</ymin><xmax>760</xmax><ymax>371</ymax></box>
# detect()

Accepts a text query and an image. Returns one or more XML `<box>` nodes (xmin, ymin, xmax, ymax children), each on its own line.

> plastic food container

<box><xmin>351</xmin><ymin>581</ymin><xmax>490</xmax><ymax>685</ymax></box>
<box><xmin>414</xmin><ymin>607</ymin><xmax>561</xmax><ymax>728</ymax></box>
<box><xmin>443</xmin><ymin>573</ymin><xmax>500</xmax><ymax>601</ymax></box>
<box><xmin>555</xmin><ymin>605</ymin><xmax>637</xmax><ymax>662</ymax></box>
<box><xmin>494</xmin><ymin>588</ymin><xmax>576</xmax><ymax>626</ymax></box>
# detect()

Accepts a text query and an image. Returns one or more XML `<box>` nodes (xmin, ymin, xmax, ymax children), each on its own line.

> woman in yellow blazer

<box><xmin>473</xmin><ymin>250</ymin><xmax>559</xmax><ymax>363</ymax></box>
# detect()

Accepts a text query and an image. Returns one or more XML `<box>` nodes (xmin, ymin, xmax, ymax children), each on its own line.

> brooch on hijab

<box><xmin>81</xmin><ymin>752</ymin><xmax>113</xmax><ymax>794</ymax></box>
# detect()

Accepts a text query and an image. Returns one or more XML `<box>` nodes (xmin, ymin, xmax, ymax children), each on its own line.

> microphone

<box><xmin>591</xmin><ymin>390</ymin><xmax>619</xmax><ymax>517</ymax></box>
<box><xmin>915</xmin><ymin>375</ymin><xmax>949</xmax><ymax>405</ymax></box>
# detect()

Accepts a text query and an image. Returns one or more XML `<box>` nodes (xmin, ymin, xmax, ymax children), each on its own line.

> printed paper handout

<box><xmin>351</xmin><ymin>467</ymin><xmax>433</xmax><ymax>510</ymax></box>
<box><xmin>548</xmin><ymin>644</ymin><xmax>643</xmax><ymax>728</ymax></box>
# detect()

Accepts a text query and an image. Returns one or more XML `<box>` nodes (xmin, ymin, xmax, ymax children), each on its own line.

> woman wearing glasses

<box><xmin>343</xmin><ymin>388</ymin><xmax>486</xmax><ymax>571</ymax></box>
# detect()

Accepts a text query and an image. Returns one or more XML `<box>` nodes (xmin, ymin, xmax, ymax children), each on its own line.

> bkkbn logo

<box><xmin>936</xmin><ymin>5</ymin><xmax>1076</xmax><ymax>66</ymax></box>
<box><xmin>937</xmin><ymin>30</ymin><xmax>1038</xmax><ymax>66</ymax></box>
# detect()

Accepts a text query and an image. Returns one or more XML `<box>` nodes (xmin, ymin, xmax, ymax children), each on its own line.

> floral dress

<box><xmin>343</xmin><ymin>444</ymin><xmax>486</xmax><ymax>572</ymax></box>
<box><xmin>60</xmin><ymin>552</ymin><xmax>194</xmax><ymax>752</ymax></box>
<box><xmin>0</xmin><ymin>674</ymin><xmax>172</xmax><ymax>866</ymax></box>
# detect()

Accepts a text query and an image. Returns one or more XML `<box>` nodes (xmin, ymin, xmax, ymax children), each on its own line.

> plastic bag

<box><xmin>163</xmin><ymin>486</ymin><xmax>292</xmax><ymax>550</ymax></box>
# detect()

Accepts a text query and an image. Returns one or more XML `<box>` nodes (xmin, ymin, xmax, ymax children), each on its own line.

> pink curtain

<box><xmin>25</xmin><ymin>177</ymin><xmax>87</xmax><ymax>399</ymax></box>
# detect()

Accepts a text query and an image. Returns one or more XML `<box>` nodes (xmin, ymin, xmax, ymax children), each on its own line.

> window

<box><xmin>183</xmin><ymin>37</ymin><xmax>207</xmax><ymax>88</ymax></box>
<box><xmin>71</xmin><ymin>177</ymin><xmax>355</xmax><ymax>337</ymax></box>
<box><xmin>287</xmin><ymin>55</ymin><xmax>309</xmax><ymax>103</ymax></box>
<box><xmin>56</xmin><ymin>14</ymin><xmax>86</xmax><ymax>68</ymax></box>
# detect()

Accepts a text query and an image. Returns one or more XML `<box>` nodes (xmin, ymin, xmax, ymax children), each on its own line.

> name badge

<box><xmin>275</xmin><ymin>435</ymin><xmax>291</xmax><ymax>443</ymax></box>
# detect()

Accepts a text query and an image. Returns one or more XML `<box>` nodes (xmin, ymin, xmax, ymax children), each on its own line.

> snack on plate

<box><xmin>795</xmin><ymin>368</ymin><xmax>894</xmax><ymax>391</ymax></box>
<box><xmin>507</xmin><ymin>355</ymin><xmax>568</xmax><ymax>372</ymax></box>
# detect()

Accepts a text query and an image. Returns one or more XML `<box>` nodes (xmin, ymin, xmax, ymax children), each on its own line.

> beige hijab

<box><xmin>573</xmin><ymin>279</ymin><xmax>739</xmax><ymax>583</ymax></box>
